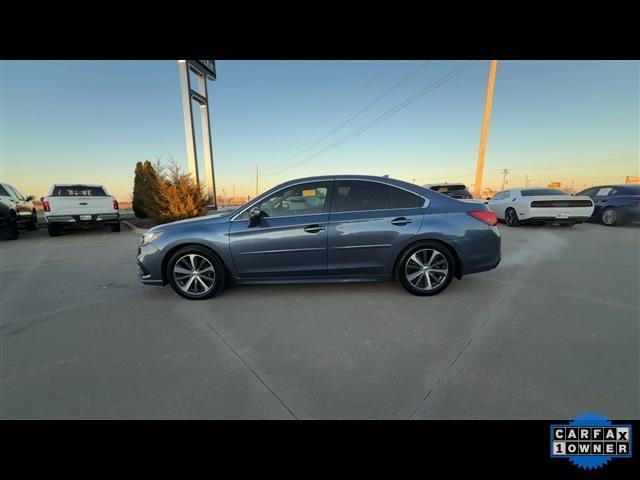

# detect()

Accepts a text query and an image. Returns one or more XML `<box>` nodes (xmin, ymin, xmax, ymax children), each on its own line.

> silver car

<box><xmin>137</xmin><ymin>175</ymin><xmax>501</xmax><ymax>300</ymax></box>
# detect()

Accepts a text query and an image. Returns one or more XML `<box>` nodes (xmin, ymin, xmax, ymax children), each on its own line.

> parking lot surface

<box><xmin>1</xmin><ymin>222</ymin><xmax>638</xmax><ymax>419</ymax></box>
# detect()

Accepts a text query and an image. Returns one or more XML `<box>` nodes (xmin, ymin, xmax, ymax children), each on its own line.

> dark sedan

<box><xmin>576</xmin><ymin>184</ymin><xmax>640</xmax><ymax>226</ymax></box>
<box><xmin>137</xmin><ymin>175</ymin><xmax>501</xmax><ymax>300</ymax></box>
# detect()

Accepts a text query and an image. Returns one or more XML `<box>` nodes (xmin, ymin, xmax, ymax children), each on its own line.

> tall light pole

<box><xmin>473</xmin><ymin>60</ymin><xmax>498</xmax><ymax>198</ymax></box>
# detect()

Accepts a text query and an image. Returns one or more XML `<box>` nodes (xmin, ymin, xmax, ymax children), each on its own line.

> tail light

<box><xmin>113</xmin><ymin>199</ymin><xmax>119</xmax><ymax>210</ymax></box>
<box><xmin>468</xmin><ymin>210</ymin><xmax>497</xmax><ymax>226</ymax></box>
<box><xmin>43</xmin><ymin>200</ymin><xmax>50</xmax><ymax>212</ymax></box>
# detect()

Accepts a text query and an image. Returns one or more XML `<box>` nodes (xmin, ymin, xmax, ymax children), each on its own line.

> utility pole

<box><xmin>473</xmin><ymin>60</ymin><xmax>498</xmax><ymax>198</ymax></box>
<box><xmin>501</xmin><ymin>168</ymin><xmax>509</xmax><ymax>190</ymax></box>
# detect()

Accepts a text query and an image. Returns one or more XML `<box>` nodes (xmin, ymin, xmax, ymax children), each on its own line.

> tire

<box><xmin>167</xmin><ymin>246</ymin><xmax>225</xmax><ymax>300</ymax></box>
<box><xmin>111</xmin><ymin>222</ymin><xmax>121</xmax><ymax>232</ymax></box>
<box><xmin>505</xmin><ymin>208</ymin><xmax>520</xmax><ymax>227</ymax></box>
<box><xmin>396</xmin><ymin>241</ymin><xmax>455</xmax><ymax>296</ymax></box>
<box><xmin>4</xmin><ymin>215</ymin><xmax>19</xmax><ymax>240</ymax></box>
<box><xmin>47</xmin><ymin>224</ymin><xmax>62</xmax><ymax>237</ymax></box>
<box><xmin>26</xmin><ymin>212</ymin><xmax>38</xmax><ymax>231</ymax></box>
<box><xmin>601</xmin><ymin>207</ymin><xmax>619</xmax><ymax>226</ymax></box>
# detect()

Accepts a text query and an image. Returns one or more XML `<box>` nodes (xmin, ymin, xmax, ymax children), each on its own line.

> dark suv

<box><xmin>0</xmin><ymin>182</ymin><xmax>38</xmax><ymax>240</ymax></box>
<box><xmin>422</xmin><ymin>183</ymin><xmax>474</xmax><ymax>200</ymax></box>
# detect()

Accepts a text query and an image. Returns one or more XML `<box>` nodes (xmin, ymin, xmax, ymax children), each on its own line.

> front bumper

<box><xmin>46</xmin><ymin>213</ymin><xmax>120</xmax><ymax>225</ymax></box>
<box><xmin>137</xmin><ymin>242</ymin><xmax>165</xmax><ymax>285</ymax></box>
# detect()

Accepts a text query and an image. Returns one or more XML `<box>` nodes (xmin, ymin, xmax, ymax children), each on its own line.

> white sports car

<box><xmin>487</xmin><ymin>187</ymin><xmax>594</xmax><ymax>227</ymax></box>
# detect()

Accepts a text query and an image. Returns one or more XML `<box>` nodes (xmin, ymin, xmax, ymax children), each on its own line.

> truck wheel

<box><xmin>111</xmin><ymin>222</ymin><xmax>121</xmax><ymax>232</ymax></box>
<box><xmin>505</xmin><ymin>208</ymin><xmax>520</xmax><ymax>227</ymax></box>
<box><xmin>26</xmin><ymin>212</ymin><xmax>38</xmax><ymax>231</ymax></box>
<box><xmin>48</xmin><ymin>224</ymin><xmax>62</xmax><ymax>237</ymax></box>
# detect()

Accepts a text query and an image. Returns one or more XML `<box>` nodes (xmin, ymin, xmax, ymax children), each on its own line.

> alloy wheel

<box><xmin>404</xmin><ymin>248</ymin><xmax>449</xmax><ymax>292</ymax></box>
<box><xmin>602</xmin><ymin>209</ymin><xmax>617</xmax><ymax>226</ymax></box>
<box><xmin>172</xmin><ymin>254</ymin><xmax>216</xmax><ymax>296</ymax></box>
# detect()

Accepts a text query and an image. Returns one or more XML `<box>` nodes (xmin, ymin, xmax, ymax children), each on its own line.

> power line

<box><xmin>261</xmin><ymin>61</ymin><xmax>430</xmax><ymax>174</ymax></box>
<box><xmin>260</xmin><ymin>63</ymin><xmax>393</xmax><ymax>174</ymax></box>
<box><xmin>263</xmin><ymin>61</ymin><xmax>475</xmax><ymax>177</ymax></box>
<box><xmin>500</xmin><ymin>168</ymin><xmax>510</xmax><ymax>190</ymax></box>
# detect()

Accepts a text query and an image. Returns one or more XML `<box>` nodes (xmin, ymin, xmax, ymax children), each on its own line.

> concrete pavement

<box><xmin>1</xmin><ymin>222</ymin><xmax>638</xmax><ymax>419</ymax></box>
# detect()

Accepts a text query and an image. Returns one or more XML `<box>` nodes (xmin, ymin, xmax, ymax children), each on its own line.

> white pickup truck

<box><xmin>42</xmin><ymin>184</ymin><xmax>120</xmax><ymax>237</ymax></box>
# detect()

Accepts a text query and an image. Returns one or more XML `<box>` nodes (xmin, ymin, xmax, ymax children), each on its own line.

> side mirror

<box><xmin>26</xmin><ymin>195</ymin><xmax>35</xmax><ymax>202</ymax></box>
<box><xmin>248</xmin><ymin>207</ymin><xmax>262</xmax><ymax>227</ymax></box>
<box><xmin>486</xmin><ymin>197</ymin><xmax>491</xmax><ymax>200</ymax></box>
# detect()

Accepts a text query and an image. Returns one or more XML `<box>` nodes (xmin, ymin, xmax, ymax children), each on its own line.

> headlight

<box><xmin>141</xmin><ymin>230</ymin><xmax>164</xmax><ymax>246</ymax></box>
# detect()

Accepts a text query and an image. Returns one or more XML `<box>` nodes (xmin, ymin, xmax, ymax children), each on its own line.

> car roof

<box><xmin>273</xmin><ymin>175</ymin><xmax>429</xmax><ymax>197</ymax></box>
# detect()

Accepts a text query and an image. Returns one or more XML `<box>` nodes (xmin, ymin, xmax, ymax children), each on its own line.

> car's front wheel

<box><xmin>167</xmin><ymin>246</ymin><xmax>225</xmax><ymax>300</ymax></box>
<box><xmin>396</xmin><ymin>242</ymin><xmax>454</xmax><ymax>296</ymax></box>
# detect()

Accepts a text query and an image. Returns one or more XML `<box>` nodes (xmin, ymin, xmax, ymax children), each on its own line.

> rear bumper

<box><xmin>453</xmin><ymin>228</ymin><xmax>502</xmax><ymax>277</ymax></box>
<box><xmin>45</xmin><ymin>213</ymin><xmax>120</xmax><ymax>226</ymax></box>
<box><xmin>520</xmin><ymin>216</ymin><xmax>590</xmax><ymax>224</ymax></box>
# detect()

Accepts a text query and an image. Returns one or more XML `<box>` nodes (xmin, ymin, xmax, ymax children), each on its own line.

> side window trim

<box><xmin>233</xmin><ymin>180</ymin><xmax>335</xmax><ymax>221</ymax></box>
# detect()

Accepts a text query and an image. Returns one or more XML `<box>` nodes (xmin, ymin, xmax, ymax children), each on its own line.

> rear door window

<box><xmin>0</xmin><ymin>185</ymin><xmax>10</xmax><ymax>197</ymax></box>
<box><xmin>333</xmin><ymin>180</ymin><xmax>422</xmax><ymax>212</ymax></box>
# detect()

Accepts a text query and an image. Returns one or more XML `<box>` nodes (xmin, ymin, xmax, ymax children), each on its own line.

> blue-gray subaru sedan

<box><xmin>137</xmin><ymin>175</ymin><xmax>501</xmax><ymax>299</ymax></box>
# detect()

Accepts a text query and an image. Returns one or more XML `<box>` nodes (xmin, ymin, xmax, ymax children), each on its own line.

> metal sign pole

<box><xmin>177</xmin><ymin>59</ymin><xmax>217</xmax><ymax>210</ymax></box>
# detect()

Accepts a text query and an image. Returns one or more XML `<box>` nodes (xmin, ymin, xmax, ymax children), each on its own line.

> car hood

<box><xmin>147</xmin><ymin>211</ymin><xmax>232</xmax><ymax>233</ymax></box>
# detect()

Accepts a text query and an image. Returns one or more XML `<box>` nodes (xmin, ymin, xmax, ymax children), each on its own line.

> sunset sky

<box><xmin>1</xmin><ymin>60</ymin><xmax>638</xmax><ymax>200</ymax></box>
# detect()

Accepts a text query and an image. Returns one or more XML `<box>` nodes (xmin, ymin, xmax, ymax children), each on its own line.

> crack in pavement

<box><xmin>185</xmin><ymin>305</ymin><xmax>299</xmax><ymax>420</ymax></box>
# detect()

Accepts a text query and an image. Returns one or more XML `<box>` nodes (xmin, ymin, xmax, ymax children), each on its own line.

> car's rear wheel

<box><xmin>167</xmin><ymin>246</ymin><xmax>225</xmax><ymax>300</ymax></box>
<box><xmin>601</xmin><ymin>207</ymin><xmax>618</xmax><ymax>226</ymax></box>
<box><xmin>47</xmin><ymin>224</ymin><xmax>62</xmax><ymax>237</ymax></box>
<box><xmin>396</xmin><ymin>242</ymin><xmax>454</xmax><ymax>296</ymax></box>
<box><xmin>26</xmin><ymin>212</ymin><xmax>38</xmax><ymax>231</ymax></box>
<box><xmin>505</xmin><ymin>208</ymin><xmax>520</xmax><ymax>227</ymax></box>
<box><xmin>4</xmin><ymin>215</ymin><xmax>19</xmax><ymax>240</ymax></box>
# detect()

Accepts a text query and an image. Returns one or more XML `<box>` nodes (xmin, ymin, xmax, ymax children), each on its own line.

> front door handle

<box><xmin>391</xmin><ymin>217</ymin><xmax>412</xmax><ymax>226</ymax></box>
<box><xmin>304</xmin><ymin>224</ymin><xmax>325</xmax><ymax>233</ymax></box>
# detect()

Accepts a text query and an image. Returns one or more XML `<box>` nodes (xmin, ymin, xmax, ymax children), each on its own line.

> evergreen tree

<box><xmin>132</xmin><ymin>161</ymin><xmax>147</xmax><ymax>218</ymax></box>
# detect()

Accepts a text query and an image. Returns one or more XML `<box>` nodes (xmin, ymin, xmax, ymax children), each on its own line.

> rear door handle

<box><xmin>391</xmin><ymin>217</ymin><xmax>412</xmax><ymax>226</ymax></box>
<box><xmin>304</xmin><ymin>224</ymin><xmax>325</xmax><ymax>233</ymax></box>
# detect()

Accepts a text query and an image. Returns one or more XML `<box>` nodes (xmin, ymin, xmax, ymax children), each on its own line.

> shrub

<box><xmin>132</xmin><ymin>160</ymin><xmax>163</xmax><ymax>219</ymax></box>
<box><xmin>152</xmin><ymin>161</ymin><xmax>211</xmax><ymax>224</ymax></box>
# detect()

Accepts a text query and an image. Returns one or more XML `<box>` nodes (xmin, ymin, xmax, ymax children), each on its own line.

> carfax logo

<box><xmin>550</xmin><ymin>412</ymin><xmax>632</xmax><ymax>470</ymax></box>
